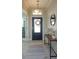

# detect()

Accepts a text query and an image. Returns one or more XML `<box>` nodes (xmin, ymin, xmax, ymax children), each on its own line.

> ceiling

<box><xmin>22</xmin><ymin>0</ymin><xmax>55</xmax><ymax>11</ymax></box>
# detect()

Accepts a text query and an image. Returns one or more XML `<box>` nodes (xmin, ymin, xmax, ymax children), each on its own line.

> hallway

<box><xmin>22</xmin><ymin>40</ymin><xmax>57</xmax><ymax>59</ymax></box>
<box><xmin>22</xmin><ymin>0</ymin><xmax>57</xmax><ymax>59</ymax></box>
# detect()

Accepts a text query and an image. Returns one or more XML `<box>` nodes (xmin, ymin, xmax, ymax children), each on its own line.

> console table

<box><xmin>44</xmin><ymin>34</ymin><xmax>57</xmax><ymax>59</ymax></box>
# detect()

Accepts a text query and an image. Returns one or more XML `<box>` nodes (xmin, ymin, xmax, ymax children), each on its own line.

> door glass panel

<box><xmin>34</xmin><ymin>19</ymin><xmax>41</xmax><ymax>33</ymax></box>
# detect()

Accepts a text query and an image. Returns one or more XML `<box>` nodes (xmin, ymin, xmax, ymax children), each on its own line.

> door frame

<box><xmin>31</xmin><ymin>16</ymin><xmax>43</xmax><ymax>40</ymax></box>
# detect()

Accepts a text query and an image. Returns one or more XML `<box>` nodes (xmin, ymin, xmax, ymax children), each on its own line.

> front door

<box><xmin>32</xmin><ymin>17</ymin><xmax>42</xmax><ymax>40</ymax></box>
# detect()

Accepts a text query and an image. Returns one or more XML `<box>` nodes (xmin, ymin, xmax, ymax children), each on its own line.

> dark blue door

<box><xmin>32</xmin><ymin>17</ymin><xmax>42</xmax><ymax>40</ymax></box>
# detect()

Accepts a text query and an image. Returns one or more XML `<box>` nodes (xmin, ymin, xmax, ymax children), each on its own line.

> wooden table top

<box><xmin>45</xmin><ymin>34</ymin><xmax>57</xmax><ymax>41</ymax></box>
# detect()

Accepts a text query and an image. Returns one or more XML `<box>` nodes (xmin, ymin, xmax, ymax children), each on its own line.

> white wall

<box><xmin>46</xmin><ymin>0</ymin><xmax>57</xmax><ymax>53</ymax></box>
<box><xmin>47</xmin><ymin>0</ymin><xmax>57</xmax><ymax>36</ymax></box>
<box><xmin>22</xmin><ymin>9</ymin><xmax>29</xmax><ymax>40</ymax></box>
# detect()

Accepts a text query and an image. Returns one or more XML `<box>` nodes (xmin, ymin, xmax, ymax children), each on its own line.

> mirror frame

<box><xmin>50</xmin><ymin>14</ymin><xmax>56</xmax><ymax>26</ymax></box>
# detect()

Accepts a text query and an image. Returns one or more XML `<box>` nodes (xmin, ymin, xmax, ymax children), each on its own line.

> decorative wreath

<box><xmin>35</xmin><ymin>20</ymin><xmax>40</xmax><ymax>25</ymax></box>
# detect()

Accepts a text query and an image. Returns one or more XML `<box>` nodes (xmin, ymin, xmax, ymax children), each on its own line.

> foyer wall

<box><xmin>46</xmin><ymin>0</ymin><xmax>57</xmax><ymax>53</ymax></box>
<box><xmin>47</xmin><ymin>0</ymin><xmax>57</xmax><ymax>36</ymax></box>
<box><xmin>22</xmin><ymin>9</ymin><xmax>29</xmax><ymax>40</ymax></box>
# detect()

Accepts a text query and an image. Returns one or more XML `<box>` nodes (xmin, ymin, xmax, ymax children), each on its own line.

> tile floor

<box><xmin>22</xmin><ymin>40</ymin><xmax>57</xmax><ymax>59</ymax></box>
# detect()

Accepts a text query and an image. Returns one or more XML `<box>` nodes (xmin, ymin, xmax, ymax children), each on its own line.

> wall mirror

<box><xmin>50</xmin><ymin>14</ymin><xmax>56</xmax><ymax>26</ymax></box>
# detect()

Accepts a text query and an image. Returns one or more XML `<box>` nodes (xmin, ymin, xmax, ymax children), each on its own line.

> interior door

<box><xmin>32</xmin><ymin>17</ymin><xmax>42</xmax><ymax>40</ymax></box>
